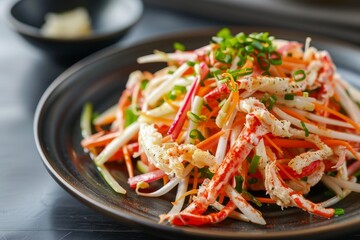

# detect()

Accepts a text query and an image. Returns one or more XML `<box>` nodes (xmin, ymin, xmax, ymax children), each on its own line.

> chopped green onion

<box><xmin>293</xmin><ymin>69</ymin><xmax>307</xmax><ymax>82</ymax></box>
<box><xmin>248</xmin><ymin>155</ymin><xmax>260</xmax><ymax>174</ymax></box>
<box><xmin>229</xmin><ymin>68</ymin><xmax>253</xmax><ymax>78</ymax></box>
<box><xmin>168</xmin><ymin>70</ymin><xmax>174</xmax><ymax>74</ymax></box>
<box><xmin>189</xmin><ymin>129</ymin><xmax>205</xmax><ymax>141</ymax></box>
<box><xmin>242</xmin><ymin>190</ymin><xmax>262</xmax><ymax>207</ymax></box>
<box><xmin>203</xmin><ymin>103</ymin><xmax>213</xmax><ymax>112</ymax></box>
<box><xmin>284</xmin><ymin>93</ymin><xmax>295</xmax><ymax>100</ymax></box>
<box><xmin>300</xmin><ymin>121</ymin><xmax>309</xmax><ymax>137</ymax></box>
<box><xmin>173</xmin><ymin>42</ymin><xmax>185</xmax><ymax>51</ymax></box>
<box><xmin>354</xmin><ymin>170</ymin><xmax>360</xmax><ymax>177</ymax></box>
<box><xmin>140</xmin><ymin>79</ymin><xmax>149</xmax><ymax>90</ymax></box>
<box><xmin>268</xmin><ymin>94</ymin><xmax>277</xmax><ymax>110</ymax></box>
<box><xmin>217</xmin><ymin>27</ymin><xmax>232</xmax><ymax>38</ymax></box>
<box><xmin>136</xmin><ymin>160</ymin><xmax>149</xmax><ymax>174</ymax></box>
<box><xmin>261</xmin><ymin>71</ymin><xmax>271</xmax><ymax>76</ymax></box>
<box><xmin>167</xmin><ymin>85</ymin><xmax>187</xmax><ymax>100</ymax></box>
<box><xmin>212</xmin><ymin>69</ymin><xmax>223</xmax><ymax>81</ymax></box>
<box><xmin>268</xmin><ymin>51</ymin><xmax>282</xmax><ymax>65</ymax></box>
<box><xmin>247</xmin><ymin>177</ymin><xmax>258</xmax><ymax>184</ymax></box>
<box><xmin>245</xmin><ymin>45</ymin><xmax>254</xmax><ymax>54</ymax></box>
<box><xmin>235</xmin><ymin>175</ymin><xmax>244</xmax><ymax>192</ymax></box>
<box><xmin>327</xmin><ymin>171</ymin><xmax>337</xmax><ymax>177</ymax></box>
<box><xmin>324</xmin><ymin>190</ymin><xmax>335</xmax><ymax>197</ymax></box>
<box><xmin>187</xmin><ymin>111</ymin><xmax>207</xmax><ymax>123</ymax></box>
<box><xmin>252</xmin><ymin>40</ymin><xmax>264</xmax><ymax>51</ymax></box>
<box><xmin>125</xmin><ymin>107</ymin><xmax>139</xmax><ymax>128</ymax></box>
<box><xmin>303</xmin><ymin>92</ymin><xmax>309</xmax><ymax>97</ymax></box>
<box><xmin>237</xmin><ymin>48</ymin><xmax>247</xmax><ymax>67</ymax></box>
<box><xmin>173</xmin><ymin>85</ymin><xmax>187</xmax><ymax>94</ymax></box>
<box><xmin>199</xmin><ymin>167</ymin><xmax>214</xmax><ymax>179</ymax></box>
<box><xmin>97</xmin><ymin>165</ymin><xmax>127</xmax><ymax>194</ymax></box>
<box><xmin>80</xmin><ymin>102</ymin><xmax>93</xmax><ymax>138</ymax></box>
<box><xmin>257</xmin><ymin>53</ymin><xmax>270</xmax><ymax>71</ymax></box>
<box><xmin>187</xmin><ymin>61</ymin><xmax>196</xmax><ymax>67</ymax></box>
<box><xmin>334</xmin><ymin>208</ymin><xmax>345</xmax><ymax>216</ymax></box>
<box><xmin>215</xmin><ymin>50</ymin><xmax>233</xmax><ymax>64</ymax></box>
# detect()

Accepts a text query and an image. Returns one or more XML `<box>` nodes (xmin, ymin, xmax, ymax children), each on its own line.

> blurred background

<box><xmin>0</xmin><ymin>0</ymin><xmax>359</xmax><ymax>239</ymax></box>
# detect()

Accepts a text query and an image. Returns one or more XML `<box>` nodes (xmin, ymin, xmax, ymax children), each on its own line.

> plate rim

<box><xmin>34</xmin><ymin>26</ymin><xmax>360</xmax><ymax>239</ymax></box>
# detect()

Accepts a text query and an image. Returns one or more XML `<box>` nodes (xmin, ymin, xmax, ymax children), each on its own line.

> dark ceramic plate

<box><xmin>34</xmin><ymin>27</ymin><xmax>360</xmax><ymax>239</ymax></box>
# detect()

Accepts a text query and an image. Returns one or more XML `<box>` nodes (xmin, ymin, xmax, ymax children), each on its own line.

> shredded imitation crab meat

<box><xmin>80</xmin><ymin>29</ymin><xmax>360</xmax><ymax>226</ymax></box>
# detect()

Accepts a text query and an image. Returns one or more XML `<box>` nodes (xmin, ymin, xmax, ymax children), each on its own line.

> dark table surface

<box><xmin>1</xmin><ymin>0</ymin><xmax>359</xmax><ymax>239</ymax></box>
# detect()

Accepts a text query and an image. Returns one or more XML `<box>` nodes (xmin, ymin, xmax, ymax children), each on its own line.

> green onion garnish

<box><xmin>268</xmin><ymin>51</ymin><xmax>282</xmax><ymax>65</ymax></box>
<box><xmin>247</xmin><ymin>177</ymin><xmax>258</xmax><ymax>184</ymax></box>
<box><xmin>187</xmin><ymin>61</ymin><xmax>196</xmax><ymax>67</ymax></box>
<box><xmin>252</xmin><ymin>40</ymin><xmax>264</xmax><ymax>51</ymax></box>
<box><xmin>334</xmin><ymin>208</ymin><xmax>345</xmax><ymax>216</ymax></box>
<box><xmin>189</xmin><ymin>129</ymin><xmax>205</xmax><ymax>141</ymax></box>
<box><xmin>248</xmin><ymin>155</ymin><xmax>261</xmax><ymax>174</ymax></box>
<box><xmin>300</xmin><ymin>121</ymin><xmax>309</xmax><ymax>137</ymax></box>
<box><xmin>284</xmin><ymin>93</ymin><xmax>295</xmax><ymax>100</ymax></box>
<box><xmin>140</xmin><ymin>79</ymin><xmax>149</xmax><ymax>90</ymax></box>
<box><xmin>237</xmin><ymin>48</ymin><xmax>247</xmax><ymax>67</ymax></box>
<box><xmin>257</xmin><ymin>53</ymin><xmax>270</xmax><ymax>71</ymax></box>
<box><xmin>125</xmin><ymin>107</ymin><xmax>139</xmax><ymax>128</ymax></box>
<box><xmin>173</xmin><ymin>42</ymin><xmax>185</xmax><ymax>51</ymax></box>
<box><xmin>268</xmin><ymin>94</ymin><xmax>277</xmax><ymax>110</ymax></box>
<box><xmin>217</xmin><ymin>27</ymin><xmax>232</xmax><ymax>38</ymax></box>
<box><xmin>242</xmin><ymin>190</ymin><xmax>262</xmax><ymax>207</ymax></box>
<box><xmin>293</xmin><ymin>69</ymin><xmax>307</xmax><ymax>82</ymax></box>
<box><xmin>215</xmin><ymin>50</ymin><xmax>233</xmax><ymax>64</ymax></box>
<box><xmin>261</xmin><ymin>71</ymin><xmax>271</xmax><ymax>76</ymax></box>
<box><xmin>199</xmin><ymin>167</ymin><xmax>214</xmax><ymax>179</ymax></box>
<box><xmin>235</xmin><ymin>175</ymin><xmax>244</xmax><ymax>192</ymax></box>
<box><xmin>229</xmin><ymin>68</ymin><xmax>253</xmax><ymax>78</ymax></box>
<box><xmin>173</xmin><ymin>85</ymin><xmax>187</xmax><ymax>94</ymax></box>
<box><xmin>167</xmin><ymin>85</ymin><xmax>187</xmax><ymax>100</ymax></box>
<box><xmin>187</xmin><ymin>111</ymin><xmax>207</xmax><ymax>123</ymax></box>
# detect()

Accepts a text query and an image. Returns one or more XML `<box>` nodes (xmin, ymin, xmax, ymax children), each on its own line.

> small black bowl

<box><xmin>7</xmin><ymin>0</ymin><xmax>143</xmax><ymax>61</ymax></box>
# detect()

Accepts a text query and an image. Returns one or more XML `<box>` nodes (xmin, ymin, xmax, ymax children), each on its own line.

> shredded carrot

<box><xmin>94</xmin><ymin>115</ymin><xmax>116</xmax><ymax>126</ymax></box>
<box><xmin>198</xmin><ymin>85</ymin><xmax>214</xmax><ymax>97</ymax></box>
<box><xmin>122</xmin><ymin>146</ymin><xmax>134</xmax><ymax>178</ymax></box>
<box><xmin>196</xmin><ymin>130</ymin><xmax>225</xmax><ymax>150</ymax></box>
<box><xmin>81</xmin><ymin>131</ymin><xmax>118</xmax><ymax>148</ymax></box>
<box><xmin>277</xmin><ymin>106</ymin><xmax>312</xmax><ymax>124</ymax></box>
<box><xmin>192</xmin><ymin>167</ymin><xmax>199</xmax><ymax>190</ymax></box>
<box><xmin>201</xmin><ymin>106</ymin><xmax>220</xmax><ymax>133</ymax></box>
<box><xmin>172</xmin><ymin>189</ymin><xmax>199</xmax><ymax>205</ymax></box>
<box><xmin>255</xmin><ymin>197</ymin><xmax>276</xmax><ymax>204</ymax></box>
<box><xmin>189</xmin><ymin>167</ymin><xmax>199</xmax><ymax>203</ymax></box>
<box><xmin>276</xmin><ymin>162</ymin><xmax>297</xmax><ymax>182</ymax></box>
<box><xmin>324</xmin><ymin>139</ymin><xmax>360</xmax><ymax>162</ymax></box>
<box><xmin>265</xmin><ymin>146</ymin><xmax>277</xmax><ymax>162</ymax></box>
<box><xmin>116</xmin><ymin>89</ymin><xmax>132</xmax><ymax>132</ymax></box>
<box><xmin>139</xmin><ymin>112</ymin><xmax>174</xmax><ymax>125</ymax></box>
<box><xmin>221</xmin><ymin>73</ymin><xmax>240</xmax><ymax>124</ymax></box>
<box><xmin>270</xmin><ymin>65</ymin><xmax>286</xmax><ymax>78</ymax></box>
<box><xmin>314</xmin><ymin>102</ymin><xmax>360</xmax><ymax>132</ymax></box>
<box><xmin>280</xmin><ymin>61</ymin><xmax>306</xmax><ymax>70</ymax></box>
<box><xmin>242</xmin><ymin>59</ymin><xmax>254</xmax><ymax>69</ymax></box>
<box><xmin>163</xmin><ymin>175</ymin><xmax>169</xmax><ymax>185</ymax></box>
<box><xmin>161</xmin><ymin>135</ymin><xmax>172</xmax><ymax>143</ymax></box>
<box><xmin>163</xmin><ymin>97</ymin><xmax>180</xmax><ymax>111</ymax></box>
<box><xmin>267</xmin><ymin>138</ymin><xmax>317</xmax><ymax>149</ymax></box>
<box><xmin>264</xmin><ymin>135</ymin><xmax>284</xmax><ymax>155</ymax></box>
<box><xmin>282</xmin><ymin>56</ymin><xmax>308</xmax><ymax>65</ymax></box>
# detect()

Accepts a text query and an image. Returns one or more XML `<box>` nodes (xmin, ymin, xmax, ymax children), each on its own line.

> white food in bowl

<box><xmin>41</xmin><ymin>7</ymin><xmax>92</xmax><ymax>39</ymax></box>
